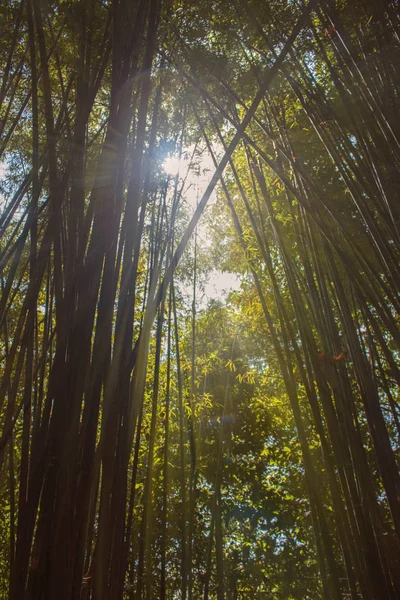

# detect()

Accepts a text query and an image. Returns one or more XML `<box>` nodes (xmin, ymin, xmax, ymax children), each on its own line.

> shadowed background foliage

<box><xmin>0</xmin><ymin>0</ymin><xmax>399</xmax><ymax>598</ymax></box>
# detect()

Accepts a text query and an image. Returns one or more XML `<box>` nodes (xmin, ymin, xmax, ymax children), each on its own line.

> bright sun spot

<box><xmin>163</xmin><ymin>155</ymin><xmax>182</xmax><ymax>177</ymax></box>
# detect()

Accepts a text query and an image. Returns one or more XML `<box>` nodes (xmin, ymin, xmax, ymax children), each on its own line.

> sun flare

<box><xmin>163</xmin><ymin>155</ymin><xmax>182</xmax><ymax>176</ymax></box>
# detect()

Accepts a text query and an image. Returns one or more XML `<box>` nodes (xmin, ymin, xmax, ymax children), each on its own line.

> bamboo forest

<box><xmin>1</xmin><ymin>0</ymin><xmax>400</xmax><ymax>598</ymax></box>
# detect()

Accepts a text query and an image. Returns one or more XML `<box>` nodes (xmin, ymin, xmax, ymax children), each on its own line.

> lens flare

<box><xmin>163</xmin><ymin>155</ymin><xmax>182</xmax><ymax>176</ymax></box>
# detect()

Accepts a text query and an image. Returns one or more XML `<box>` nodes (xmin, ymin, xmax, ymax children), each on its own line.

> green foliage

<box><xmin>1</xmin><ymin>0</ymin><xmax>399</xmax><ymax>598</ymax></box>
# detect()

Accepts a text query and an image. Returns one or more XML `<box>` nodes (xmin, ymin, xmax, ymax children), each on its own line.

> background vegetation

<box><xmin>0</xmin><ymin>0</ymin><xmax>399</xmax><ymax>598</ymax></box>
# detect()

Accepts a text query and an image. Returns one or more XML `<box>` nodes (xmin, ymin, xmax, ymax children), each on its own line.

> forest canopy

<box><xmin>0</xmin><ymin>0</ymin><xmax>400</xmax><ymax>598</ymax></box>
